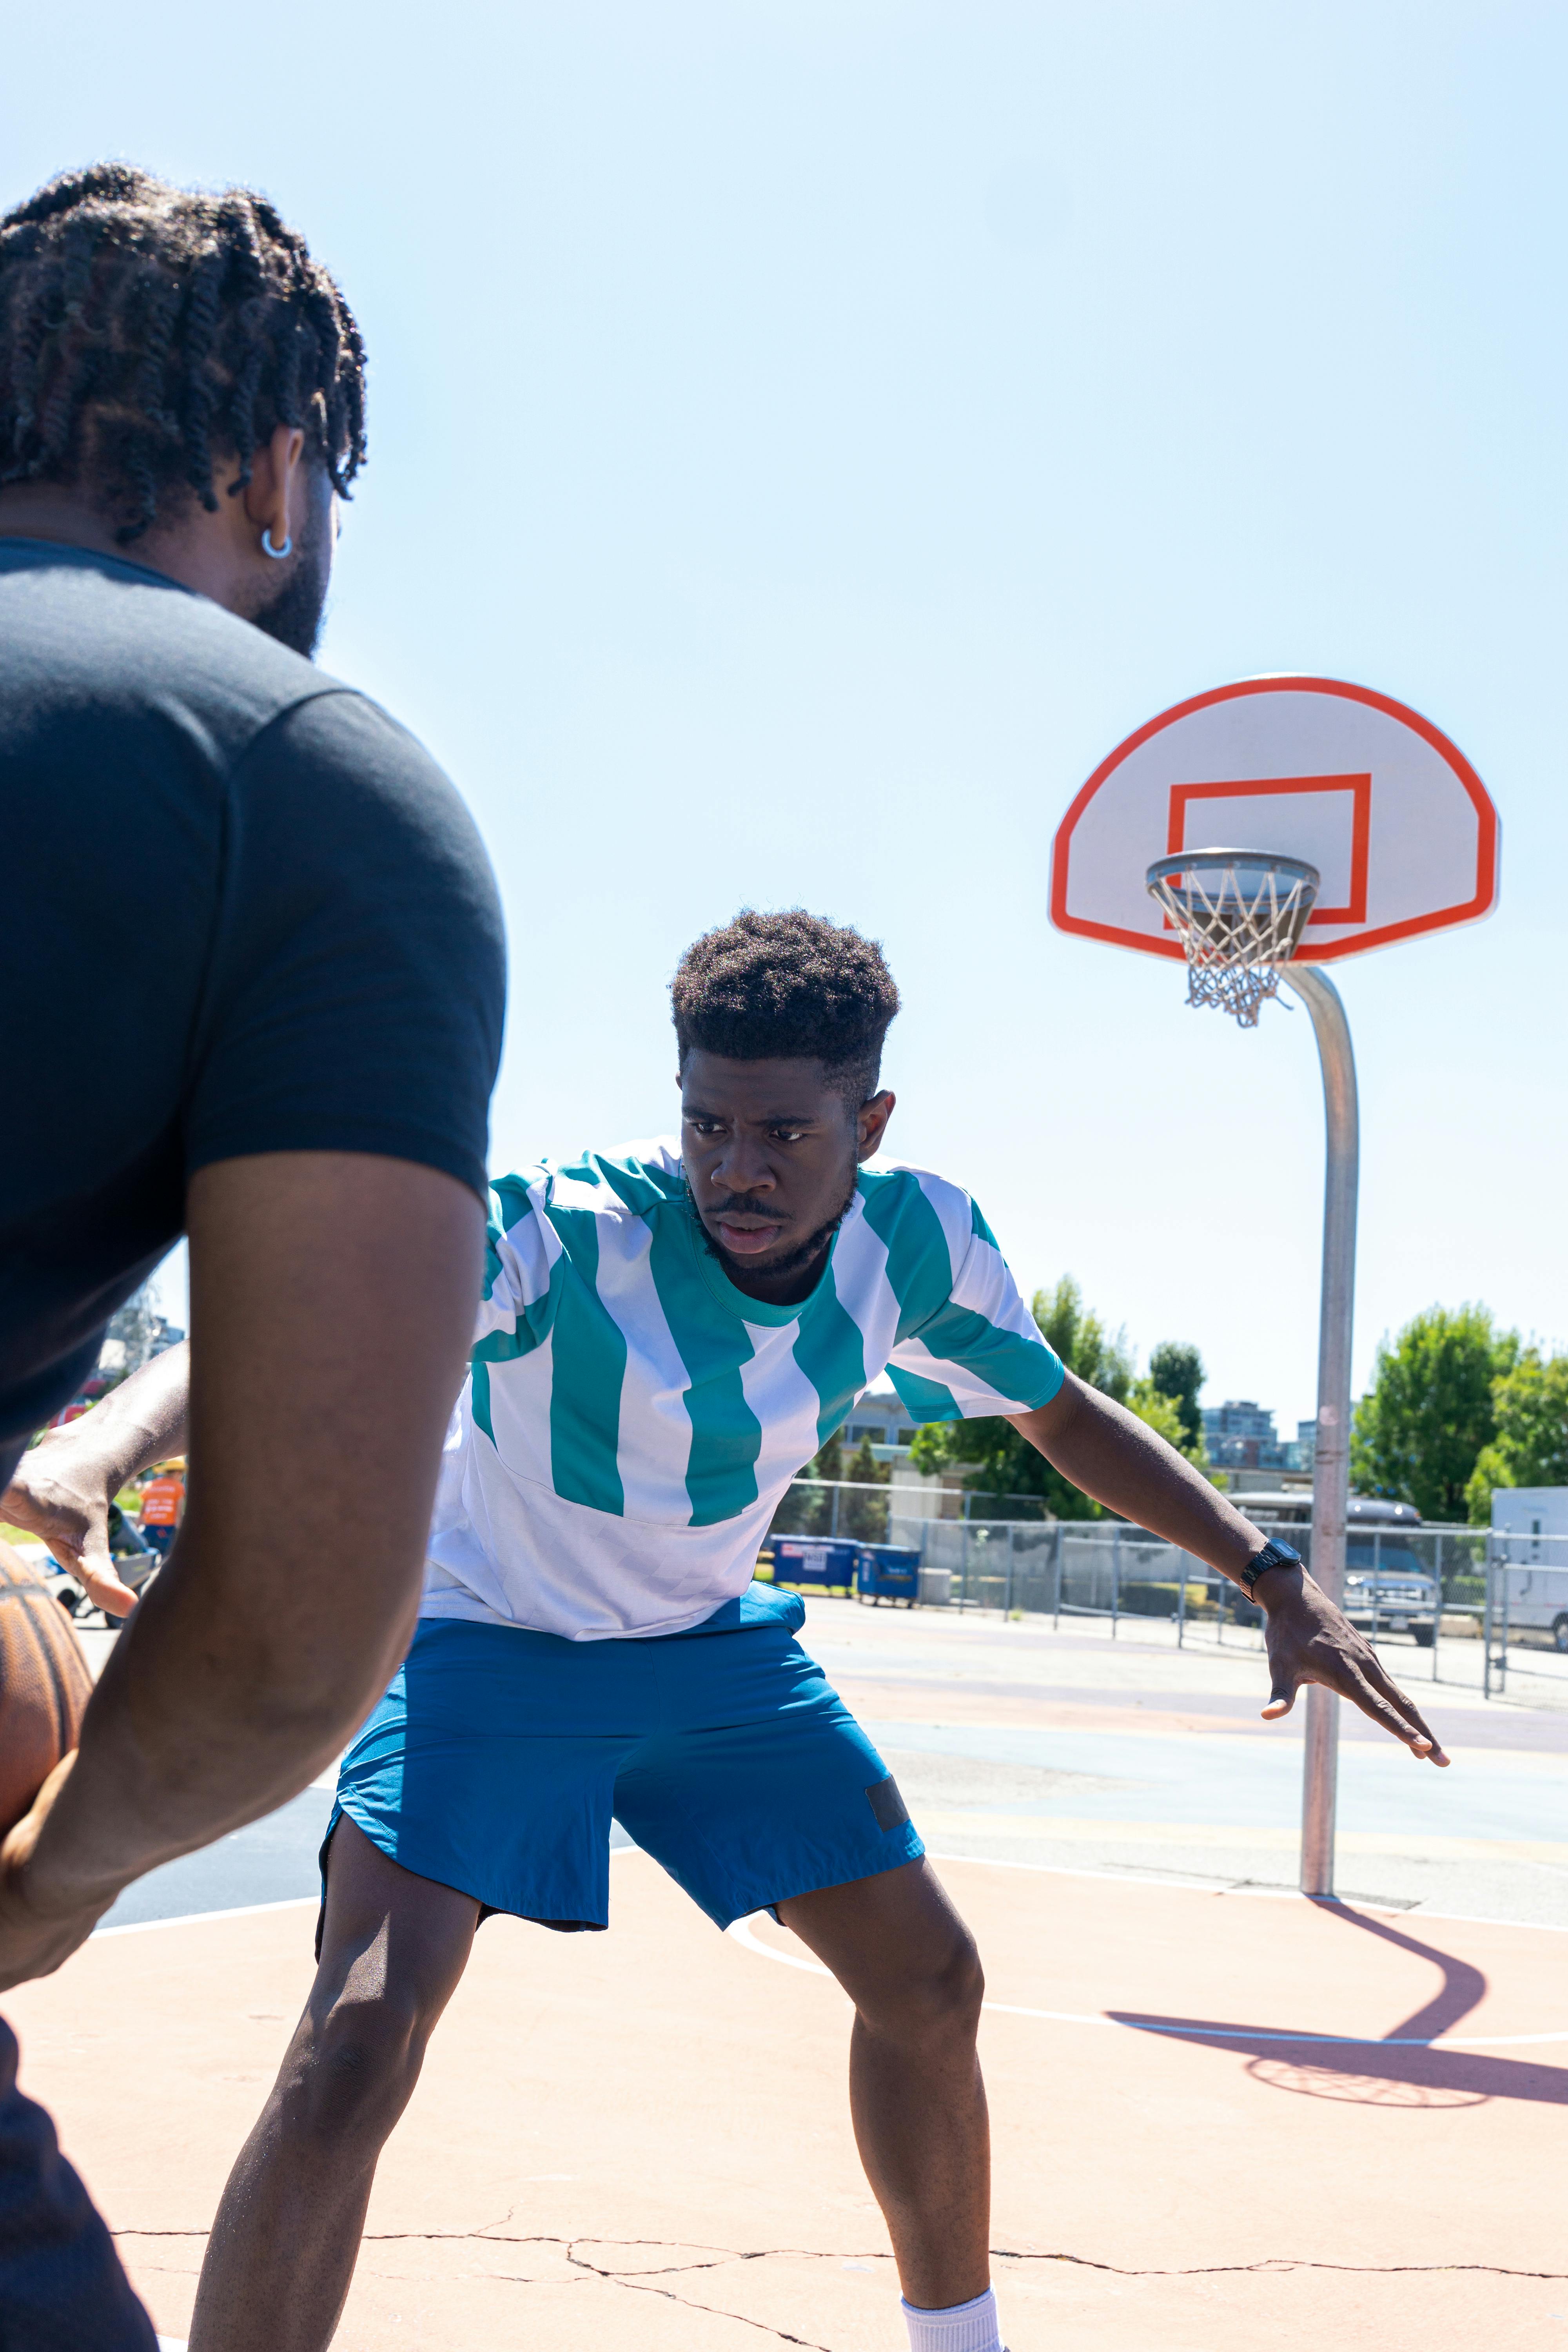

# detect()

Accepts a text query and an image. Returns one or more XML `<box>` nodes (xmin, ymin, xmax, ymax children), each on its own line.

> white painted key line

<box><xmin>91</xmin><ymin>1849</ymin><xmax>1568</xmax><ymax>2047</ymax></box>
<box><xmin>722</xmin><ymin>1914</ymin><xmax>1568</xmax><ymax>2050</ymax></box>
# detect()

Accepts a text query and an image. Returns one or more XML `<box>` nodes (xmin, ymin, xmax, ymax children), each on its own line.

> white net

<box><xmin>1145</xmin><ymin>851</ymin><xmax>1320</xmax><ymax>1028</ymax></box>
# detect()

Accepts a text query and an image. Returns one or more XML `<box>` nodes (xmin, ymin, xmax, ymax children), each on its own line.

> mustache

<box><xmin>706</xmin><ymin>1195</ymin><xmax>788</xmax><ymax>1224</ymax></box>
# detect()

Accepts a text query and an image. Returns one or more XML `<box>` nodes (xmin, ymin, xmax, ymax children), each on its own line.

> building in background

<box><xmin>96</xmin><ymin>1286</ymin><xmax>184</xmax><ymax>1383</ymax></box>
<box><xmin>843</xmin><ymin>1383</ymin><xmax>918</xmax><ymax>1461</ymax></box>
<box><xmin>47</xmin><ymin>1286</ymin><xmax>185</xmax><ymax>1425</ymax></box>
<box><xmin>1202</xmin><ymin>1399</ymin><xmax>1314</xmax><ymax>1476</ymax></box>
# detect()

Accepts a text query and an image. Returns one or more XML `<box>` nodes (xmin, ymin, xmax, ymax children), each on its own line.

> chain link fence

<box><xmin>766</xmin><ymin>1480</ymin><xmax>1568</xmax><ymax>1702</ymax></box>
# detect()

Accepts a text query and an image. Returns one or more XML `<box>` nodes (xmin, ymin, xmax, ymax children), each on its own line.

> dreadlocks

<box><xmin>0</xmin><ymin>163</ymin><xmax>367</xmax><ymax>544</ymax></box>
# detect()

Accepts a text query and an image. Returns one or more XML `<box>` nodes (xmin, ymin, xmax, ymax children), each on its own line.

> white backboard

<box><xmin>1050</xmin><ymin>676</ymin><xmax>1499</xmax><ymax>964</ymax></box>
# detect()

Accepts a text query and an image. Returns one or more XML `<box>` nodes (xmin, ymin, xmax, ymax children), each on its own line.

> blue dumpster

<box><xmin>768</xmin><ymin>1536</ymin><xmax>860</xmax><ymax>1596</ymax></box>
<box><xmin>853</xmin><ymin>1543</ymin><xmax>922</xmax><ymax>1606</ymax></box>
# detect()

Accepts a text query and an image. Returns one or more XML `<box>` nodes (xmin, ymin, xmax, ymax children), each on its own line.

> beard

<box><xmin>684</xmin><ymin>1171</ymin><xmax>858</xmax><ymax>1286</ymax></box>
<box><xmin>249</xmin><ymin>497</ymin><xmax>332</xmax><ymax>658</ymax></box>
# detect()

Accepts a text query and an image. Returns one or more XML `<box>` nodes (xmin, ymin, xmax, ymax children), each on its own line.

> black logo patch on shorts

<box><xmin>865</xmin><ymin>1775</ymin><xmax>911</xmax><ymax>1833</ymax></box>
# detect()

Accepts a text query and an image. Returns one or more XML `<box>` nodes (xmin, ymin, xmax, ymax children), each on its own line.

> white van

<box><xmin>1490</xmin><ymin>1488</ymin><xmax>1568</xmax><ymax>1654</ymax></box>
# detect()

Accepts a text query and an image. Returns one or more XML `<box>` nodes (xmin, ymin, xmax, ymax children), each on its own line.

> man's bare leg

<box><xmin>777</xmin><ymin>1860</ymin><xmax>989</xmax><ymax>2311</ymax></box>
<box><xmin>188</xmin><ymin>1819</ymin><xmax>478</xmax><ymax>2352</ymax></box>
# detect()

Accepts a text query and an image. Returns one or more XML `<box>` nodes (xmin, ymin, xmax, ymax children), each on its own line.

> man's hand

<box><xmin>1</xmin><ymin>1430</ymin><xmax>141</xmax><ymax>1617</ymax></box>
<box><xmin>0</xmin><ymin>1756</ymin><xmax>107</xmax><ymax>1992</ymax></box>
<box><xmin>1</xmin><ymin>1338</ymin><xmax>192</xmax><ymax>1619</ymax></box>
<box><xmin>1009</xmin><ymin>1378</ymin><xmax>1455</xmax><ymax>1767</ymax></box>
<box><xmin>1258</xmin><ymin>1566</ymin><xmax>1450</xmax><ymax>1764</ymax></box>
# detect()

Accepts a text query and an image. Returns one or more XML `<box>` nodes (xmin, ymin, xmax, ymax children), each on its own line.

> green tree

<box><xmin>773</xmin><ymin>1430</ymin><xmax>842</xmax><ymax>1534</ymax></box>
<box><xmin>842</xmin><ymin>1432</ymin><xmax>891</xmax><ymax>1541</ymax></box>
<box><xmin>1465</xmin><ymin>1348</ymin><xmax>1568</xmax><ymax>1523</ymax></box>
<box><xmin>1126</xmin><ymin>1380</ymin><xmax>1193</xmax><ymax>1458</ymax></box>
<box><xmin>1350</xmin><ymin>1304</ymin><xmax>1519</xmax><ymax>1521</ymax></box>
<box><xmin>1147</xmin><ymin>1341</ymin><xmax>1205</xmax><ymax>1454</ymax></box>
<box><xmin>1033</xmin><ymin>1275</ymin><xmax>1132</xmax><ymax>1401</ymax></box>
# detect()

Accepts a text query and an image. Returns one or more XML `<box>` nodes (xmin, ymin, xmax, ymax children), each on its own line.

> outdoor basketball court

<box><xmin>10</xmin><ymin>1598</ymin><xmax>1564</xmax><ymax>2351</ymax></box>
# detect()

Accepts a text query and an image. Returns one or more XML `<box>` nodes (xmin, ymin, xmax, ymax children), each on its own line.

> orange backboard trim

<box><xmin>1049</xmin><ymin>675</ymin><xmax>1499</xmax><ymax>965</ymax></box>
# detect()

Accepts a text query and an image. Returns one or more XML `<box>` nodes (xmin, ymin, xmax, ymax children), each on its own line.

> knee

<box><xmin>861</xmin><ymin>1926</ymin><xmax>985</xmax><ymax>2049</ymax></box>
<box><xmin>278</xmin><ymin>1987</ymin><xmax>435</xmax><ymax>2149</ymax></box>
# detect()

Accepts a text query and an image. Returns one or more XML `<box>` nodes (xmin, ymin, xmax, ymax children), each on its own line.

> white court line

<box><xmin>95</xmin><ymin>1895</ymin><xmax>317</xmax><ymax>1939</ymax></box>
<box><xmin>91</xmin><ymin>1849</ymin><xmax>1568</xmax><ymax>2044</ymax></box>
<box><xmin>924</xmin><ymin>1846</ymin><xmax>1568</xmax><ymax>1938</ymax></box>
<box><xmin>91</xmin><ymin>1844</ymin><xmax>644</xmax><ymax>1939</ymax></box>
<box><xmin>723</xmin><ymin>1911</ymin><xmax>1568</xmax><ymax>2049</ymax></box>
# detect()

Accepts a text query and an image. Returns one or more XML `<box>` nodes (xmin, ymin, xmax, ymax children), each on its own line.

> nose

<box><xmin>710</xmin><ymin>1138</ymin><xmax>776</xmax><ymax>1197</ymax></box>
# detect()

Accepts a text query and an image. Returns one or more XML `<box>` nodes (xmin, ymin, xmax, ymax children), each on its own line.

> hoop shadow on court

<box><xmin>1108</xmin><ymin>1903</ymin><xmax>1568</xmax><ymax>2110</ymax></box>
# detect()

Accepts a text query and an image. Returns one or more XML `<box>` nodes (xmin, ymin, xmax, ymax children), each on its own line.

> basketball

<box><xmin>0</xmin><ymin>1541</ymin><xmax>93</xmax><ymax>1835</ymax></box>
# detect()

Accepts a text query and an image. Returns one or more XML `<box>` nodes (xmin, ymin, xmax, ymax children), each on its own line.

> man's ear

<box><xmin>239</xmin><ymin>424</ymin><xmax>307</xmax><ymax>552</ymax></box>
<box><xmin>856</xmin><ymin>1089</ymin><xmax>895</xmax><ymax>1160</ymax></box>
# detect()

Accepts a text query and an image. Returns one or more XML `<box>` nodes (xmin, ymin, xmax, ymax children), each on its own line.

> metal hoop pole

<box><xmin>1281</xmin><ymin>965</ymin><xmax>1359</xmax><ymax>1900</ymax></box>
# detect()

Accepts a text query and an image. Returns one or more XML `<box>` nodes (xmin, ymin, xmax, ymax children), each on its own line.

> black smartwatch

<box><xmin>1238</xmin><ymin>1536</ymin><xmax>1301</xmax><ymax>1594</ymax></box>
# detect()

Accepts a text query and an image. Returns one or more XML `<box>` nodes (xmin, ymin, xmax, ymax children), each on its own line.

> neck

<box><xmin>0</xmin><ymin>486</ymin><xmax>136</xmax><ymax>563</ymax></box>
<box><xmin>722</xmin><ymin>1236</ymin><xmax>835</xmax><ymax>1310</ymax></box>
<box><xmin>0</xmin><ymin>485</ymin><xmax>230</xmax><ymax>606</ymax></box>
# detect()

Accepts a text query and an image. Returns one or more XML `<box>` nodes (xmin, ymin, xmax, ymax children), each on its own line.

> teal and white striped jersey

<box><xmin>422</xmin><ymin>1139</ymin><xmax>1064</xmax><ymax>1639</ymax></box>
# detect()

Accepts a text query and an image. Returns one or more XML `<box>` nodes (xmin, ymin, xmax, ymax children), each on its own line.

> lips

<box><xmin>715</xmin><ymin>1218</ymin><xmax>783</xmax><ymax>1256</ymax></box>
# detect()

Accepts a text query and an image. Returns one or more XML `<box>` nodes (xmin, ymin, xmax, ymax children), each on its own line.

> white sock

<box><xmin>900</xmin><ymin>2285</ymin><xmax>1002</xmax><ymax>2352</ymax></box>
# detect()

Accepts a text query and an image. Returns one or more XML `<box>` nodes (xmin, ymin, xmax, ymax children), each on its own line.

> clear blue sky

<box><xmin>7</xmin><ymin>2</ymin><xmax>1564</xmax><ymax>1435</ymax></box>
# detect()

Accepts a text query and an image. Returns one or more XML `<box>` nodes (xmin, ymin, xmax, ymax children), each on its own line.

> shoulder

<box><xmin>226</xmin><ymin>688</ymin><xmax>504</xmax><ymax>983</ymax></box>
<box><xmin>235</xmin><ymin>688</ymin><xmax>489</xmax><ymax>857</ymax></box>
<box><xmin>490</xmin><ymin>1140</ymin><xmax>684</xmax><ymax>1230</ymax></box>
<box><xmin>0</xmin><ymin>543</ymin><xmax>338</xmax><ymax>744</ymax></box>
<box><xmin>857</xmin><ymin>1159</ymin><xmax>989</xmax><ymax>1279</ymax></box>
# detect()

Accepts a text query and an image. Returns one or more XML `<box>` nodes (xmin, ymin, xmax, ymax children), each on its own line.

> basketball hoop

<box><xmin>1145</xmin><ymin>849</ymin><xmax>1320</xmax><ymax>1027</ymax></box>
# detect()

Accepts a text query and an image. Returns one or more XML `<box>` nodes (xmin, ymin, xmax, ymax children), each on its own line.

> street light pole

<box><xmin>1281</xmin><ymin>965</ymin><xmax>1359</xmax><ymax>1900</ymax></box>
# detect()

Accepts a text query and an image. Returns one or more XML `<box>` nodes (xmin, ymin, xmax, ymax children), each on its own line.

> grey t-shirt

<box><xmin>0</xmin><ymin>539</ymin><xmax>507</xmax><ymax>1446</ymax></box>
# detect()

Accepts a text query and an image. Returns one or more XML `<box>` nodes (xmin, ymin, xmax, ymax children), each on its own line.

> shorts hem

<box><xmin>319</xmin><ymin>1801</ymin><xmax>611</xmax><ymax>1956</ymax></box>
<box><xmin>710</xmin><ymin>1824</ymin><xmax>926</xmax><ymax>1933</ymax></box>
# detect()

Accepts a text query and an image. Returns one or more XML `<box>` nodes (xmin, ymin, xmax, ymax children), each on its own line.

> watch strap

<box><xmin>1239</xmin><ymin>1536</ymin><xmax>1301</xmax><ymax>1594</ymax></box>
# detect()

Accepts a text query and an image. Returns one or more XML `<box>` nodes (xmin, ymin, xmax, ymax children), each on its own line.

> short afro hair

<box><xmin>671</xmin><ymin>910</ymin><xmax>900</xmax><ymax>1103</ymax></box>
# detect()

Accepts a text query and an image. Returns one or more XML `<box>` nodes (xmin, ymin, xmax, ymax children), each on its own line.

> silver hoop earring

<box><xmin>260</xmin><ymin>527</ymin><xmax>292</xmax><ymax>560</ymax></box>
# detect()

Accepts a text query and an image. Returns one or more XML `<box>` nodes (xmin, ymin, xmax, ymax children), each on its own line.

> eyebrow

<box><xmin>682</xmin><ymin>1103</ymin><xmax>825</xmax><ymax>1126</ymax></box>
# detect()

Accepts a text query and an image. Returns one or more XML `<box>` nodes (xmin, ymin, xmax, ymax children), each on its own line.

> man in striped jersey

<box><xmin>189</xmin><ymin>912</ymin><xmax>1448</xmax><ymax>2352</ymax></box>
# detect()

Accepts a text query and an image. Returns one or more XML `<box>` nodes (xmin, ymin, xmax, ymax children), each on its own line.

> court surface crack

<box><xmin>112</xmin><ymin>2227</ymin><xmax>1568</xmax><ymax>2298</ymax></box>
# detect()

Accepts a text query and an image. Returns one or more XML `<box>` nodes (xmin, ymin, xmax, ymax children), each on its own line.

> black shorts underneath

<box><xmin>0</xmin><ymin>2017</ymin><xmax>157</xmax><ymax>2350</ymax></box>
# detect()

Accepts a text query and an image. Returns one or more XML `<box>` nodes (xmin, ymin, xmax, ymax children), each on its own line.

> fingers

<box><xmin>76</xmin><ymin>1559</ymin><xmax>142</xmax><ymax>1617</ymax></box>
<box><xmin>1331</xmin><ymin>1657</ymin><xmax>1449</xmax><ymax>1762</ymax></box>
<box><xmin>1356</xmin><ymin>1650</ymin><xmax>1451</xmax><ymax>1766</ymax></box>
<box><xmin>74</xmin><ymin>1528</ymin><xmax>141</xmax><ymax>1619</ymax></box>
<box><xmin>1260</xmin><ymin>1673</ymin><xmax>1298</xmax><ymax>1721</ymax></box>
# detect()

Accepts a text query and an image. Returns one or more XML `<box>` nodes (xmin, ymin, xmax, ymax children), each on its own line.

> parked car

<box><xmin>1234</xmin><ymin>1492</ymin><xmax>1438</xmax><ymax>1643</ymax></box>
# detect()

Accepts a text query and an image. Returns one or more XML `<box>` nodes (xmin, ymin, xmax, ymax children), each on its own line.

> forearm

<box><xmin>28</xmin><ymin>1339</ymin><xmax>188</xmax><ymax>1492</ymax></box>
<box><xmin>1011</xmin><ymin>1376</ymin><xmax>1265</xmax><ymax>1581</ymax></box>
<box><xmin>6</xmin><ymin>1154</ymin><xmax>480</xmax><ymax>1935</ymax></box>
<box><xmin>20</xmin><ymin>1528</ymin><xmax>421</xmax><ymax>1916</ymax></box>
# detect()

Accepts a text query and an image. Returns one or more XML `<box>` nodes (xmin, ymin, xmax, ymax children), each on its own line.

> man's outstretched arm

<box><xmin>0</xmin><ymin>1149</ymin><xmax>483</xmax><ymax>1988</ymax></box>
<box><xmin>2</xmin><ymin>1339</ymin><xmax>191</xmax><ymax>1615</ymax></box>
<box><xmin>1009</xmin><ymin>1374</ymin><xmax>1449</xmax><ymax>1765</ymax></box>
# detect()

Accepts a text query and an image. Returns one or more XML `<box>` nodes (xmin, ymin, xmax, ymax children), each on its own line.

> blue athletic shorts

<box><xmin>327</xmin><ymin>1584</ymin><xmax>923</xmax><ymax>1934</ymax></box>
